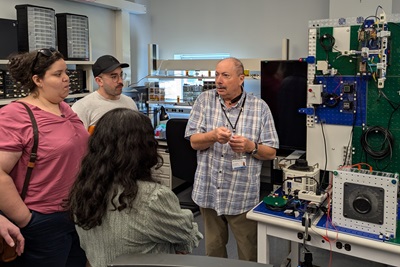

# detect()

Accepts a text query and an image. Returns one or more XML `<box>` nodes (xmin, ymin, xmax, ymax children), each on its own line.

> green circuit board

<box><xmin>312</xmin><ymin>18</ymin><xmax>400</xmax><ymax>173</ymax></box>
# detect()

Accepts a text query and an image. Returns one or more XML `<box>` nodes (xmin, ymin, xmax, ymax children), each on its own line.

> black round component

<box><xmin>288</xmin><ymin>159</ymin><xmax>312</xmax><ymax>171</ymax></box>
<box><xmin>295</xmin><ymin>159</ymin><xmax>308</xmax><ymax>168</ymax></box>
<box><xmin>353</xmin><ymin>196</ymin><xmax>372</xmax><ymax>214</ymax></box>
<box><xmin>297</xmin><ymin>232</ymin><xmax>304</xmax><ymax>240</ymax></box>
<box><xmin>344</xmin><ymin>243</ymin><xmax>352</xmax><ymax>251</ymax></box>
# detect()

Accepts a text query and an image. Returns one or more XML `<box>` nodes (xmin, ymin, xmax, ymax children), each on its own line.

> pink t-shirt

<box><xmin>0</xmin><ymin>101</ymin><xmax>89</xmax><ymax>214</ymax></box>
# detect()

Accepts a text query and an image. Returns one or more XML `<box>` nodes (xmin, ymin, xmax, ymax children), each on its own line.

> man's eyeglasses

<box><xmin>31</xmin><ymin>47</ymin><xmax>57</xmax><ymax>75</ymax></box>
<box><xmin>98</xmin><ymin>72</ymin><xmax>127</xmax><ymax>83</ymax></box>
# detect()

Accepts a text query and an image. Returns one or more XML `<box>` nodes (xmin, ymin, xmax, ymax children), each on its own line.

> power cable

<box><xmin>360</xmin><ymin>126</ymin><xmax>394</xmax><ymax>160</ymax></box>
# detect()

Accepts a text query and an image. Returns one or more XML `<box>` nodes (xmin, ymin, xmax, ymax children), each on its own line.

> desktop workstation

<box><xmin>247</xmin><ymin>184</ymin><xmax>400</xmax><ymax>267</ymax></box>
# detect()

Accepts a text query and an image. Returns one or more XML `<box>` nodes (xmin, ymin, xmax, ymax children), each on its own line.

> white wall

<box><xmin>130</xmin><ymin>0</ymin><xmax>152</xmax><ymax>85</ymax></box>
<box><xmin>393</xmin><ymin>0</ymin><xmax>400</xmax><ymax>13</ymax></box>
<box><xmin>146</xmin><ymin>0</ymin><xmax>400</xmax><ymax>61</ymax></box>
<box><xmin>147</xmin><ymin>0</ymin><xmax>330</xmax><ymax>60</ymax></box>
<box><xmin>330</xmin><ymin>0</ymin><xmax>392</xmax><ymax>18</ymax></box>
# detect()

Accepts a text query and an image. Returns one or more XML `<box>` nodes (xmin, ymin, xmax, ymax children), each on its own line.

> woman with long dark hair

<box><xmin>67</xmin><ymin>108</ymin><xmax>202</xmax><ymax>267</ymax></box>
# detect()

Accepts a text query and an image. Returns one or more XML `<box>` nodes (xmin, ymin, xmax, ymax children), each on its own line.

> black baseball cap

<box><xmin>92</xmin><ymin>55</ymin><xmax>129</xmax><ymax>77</ymax></box>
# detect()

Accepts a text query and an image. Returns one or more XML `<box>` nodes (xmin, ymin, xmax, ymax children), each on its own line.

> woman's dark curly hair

<box><xmin>7</xmin><ymin>48</ymin><xmax>64</xmax><ymax>95</ymax></box>
<box><xmin>66</xmin><ymin>108</ymin><xmax>163</xmax><ymax>230</ymax></box>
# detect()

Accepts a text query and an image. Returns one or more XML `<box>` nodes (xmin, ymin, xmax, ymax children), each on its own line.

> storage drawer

<box><xmin>156</xmin><ymin>178</ymin><xmax>170</xmax><ymax>187</ymax></box>
<box><xmin>152</xmin><ymin>165</ymin><xmax>171</xmax><ymax>176</ymax></box>
<box><xmin>153</xmin><ymin>144</ymin><xmax>172</xmax><ymax>188</ymax></box>
<box><xmin>158</xmin><ymin>150</ymin><xmax>170</xmax><ymax>164</ymax></box>
<box><xmin>153</xmin><ymin>172</ymin><xmax>171</xmax><ymax>188</ymax></box>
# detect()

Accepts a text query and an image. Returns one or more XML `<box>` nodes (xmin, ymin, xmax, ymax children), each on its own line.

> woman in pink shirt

<box><xmin>0</xmin><ymin>48</ymin><xmax>89</xmax><ymax>267</ymax></box>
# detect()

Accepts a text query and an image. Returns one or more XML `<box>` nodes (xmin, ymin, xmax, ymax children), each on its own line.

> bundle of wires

<box><xmin>360</xmin><ymin>125</ymin><xmax>394</xmax><ymax>160</ymax></box>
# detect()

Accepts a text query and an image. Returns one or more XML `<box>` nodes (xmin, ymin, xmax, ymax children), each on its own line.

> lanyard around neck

<box><xmin>220</xmin><ymin>95</ymin><xmax>246</xmax><ymax>133</ymax></box>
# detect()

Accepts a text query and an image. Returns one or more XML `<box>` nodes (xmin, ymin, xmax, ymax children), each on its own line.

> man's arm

<box><xmin>253</xmin><ymin>143</ymin><xmax>276</xmax><ymax>160</ymax></box>
<box><xmin>190</xmin><ymin>127</ymin><xmax>231</xmax><ymax>151</ymax></box>
<box><xmin>229</xmin><ymin>135</ymin><xmax>276</xmax><ymax>160</ymax></box>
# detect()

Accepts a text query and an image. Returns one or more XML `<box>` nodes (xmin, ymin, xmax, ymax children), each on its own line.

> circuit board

<box><xmin>306</xmin><ymin>11</ymin><xmax>400</xmax><ymax>173</ymax></box>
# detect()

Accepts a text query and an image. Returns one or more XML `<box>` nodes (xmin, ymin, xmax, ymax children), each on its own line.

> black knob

<box><xmin>295</xmin><ymin>158</ymin><xmax>308</xmax><ymax>168</ymax></box>
<box><xmin>353</xmin><ymin>196</ymin><xmax>371</xmax><ymax>214</ymax></box>
<box><xmin>297</xmin><ymin>232</ymin><xmax>304</xmax><ymax>240</ymax></box>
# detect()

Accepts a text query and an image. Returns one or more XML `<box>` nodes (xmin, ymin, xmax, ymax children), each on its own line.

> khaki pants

<box><xmin>200</xmin><ymin>207</ymin><xmax>257</xmax><ymax>262</ymax></box>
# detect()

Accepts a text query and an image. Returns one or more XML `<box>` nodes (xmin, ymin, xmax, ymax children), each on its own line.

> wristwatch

<box><xmin>250</xmin><ymin>142</ymin><xmax>258</xmax><ymax>155</ymax></box>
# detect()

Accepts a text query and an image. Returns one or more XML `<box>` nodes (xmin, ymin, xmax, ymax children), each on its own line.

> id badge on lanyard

<box><xmin>231</xmin><ymin>133</ymin><xmax>247</xmax><ymax>170</ymax></box>
<box><xmin>221</xmin><ymin>95</ymin><xmax>247</xmax><ymax>171</ymax></box>
<box><xmin>232</xmin><ymin>156</ymin><xmax>247</xmax><ymax>170</ymax></box>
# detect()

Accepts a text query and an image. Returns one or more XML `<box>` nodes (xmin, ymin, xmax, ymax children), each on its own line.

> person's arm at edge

<box><xmin>0</xmin><ymin>151</ymin><xmax>32</xmax><ymax>228</ymax></box>
<box><xmin>0</xmin><ymin>214</ymin><xmax>25</xmax><ymax>255</ymax></box>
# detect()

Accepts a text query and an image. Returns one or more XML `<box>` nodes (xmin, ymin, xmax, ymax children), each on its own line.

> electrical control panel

<box><xmin>305</xmin><ymin>10</ymin><xmax>400</xmax><ymax>174</ymax></box>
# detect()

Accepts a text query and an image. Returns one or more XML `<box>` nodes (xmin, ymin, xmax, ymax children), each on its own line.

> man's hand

<box><xmin>190</xmin><ymin>127</ymin><xmax>233</xmax><ymax>151</ymax></box>
<box><xmin>228</xmin><ymin>135</ymin><xmax>250</xmax><ymax>153</ymax></box>
<box><xmin>0</xmin><ymin>215</ymin><xmax>25</xmax><ymax>255</ymax></box>
<box><xmin>214</xmin><ymin>127</ymin><xmax>232</xmax><ymax>144</ymax></box>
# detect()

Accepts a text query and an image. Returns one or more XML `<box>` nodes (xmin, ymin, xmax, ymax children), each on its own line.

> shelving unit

<box><xmin>150</xmin><ymin>58</ymin><xmax>266</xmax><ymax>74</ymax></box>
<box><xmin>147</xmin><ymin>74</ymin><xmax>261</xmax><ymax>81</ymax></box>
<box><xmin>148</xmin><ymin>100</ymin><xmax>192</xmax><ymax>105</ymax></box>
<box><xmin>66</xmin><ymin>60</ymin><xmax>95</xmax><ymax>95</ymax></box>
<box><xmin>146</xmin><ymin>58</ymin><xmax>265</xmax><ymax>106</ymax></box>
<box><xmin>0</xmin><ymin>59</ymin><xmax>94</xmax><ymax>106</ymax></box>
<box><xmin>147</xmin><ymin>75</ymin><xmax>215</xmax><ymax>79</ymax></box>
<box><xmin>147</xmin><ymin>58</ymin><xmax>264</xmax><ymax>85</ymax></box>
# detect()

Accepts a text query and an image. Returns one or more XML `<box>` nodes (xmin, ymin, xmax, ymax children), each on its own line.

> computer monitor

<box><xmin>261</xmin><ymin>60</ymin><xmax>308</xmax><ymax>153</ymax></box>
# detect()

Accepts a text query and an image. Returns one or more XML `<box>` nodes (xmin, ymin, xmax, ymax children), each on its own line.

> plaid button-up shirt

<box><xmin>185</xmin><ymin>90</ymin><xmax>279</xmax><ymax>215</ymax></box>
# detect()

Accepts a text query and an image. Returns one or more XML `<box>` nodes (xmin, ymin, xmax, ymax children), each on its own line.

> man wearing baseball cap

<box><xmin>72</xmin><ymin>55</ymin><xmax>138</xmax><ymax>134</ymax></box>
